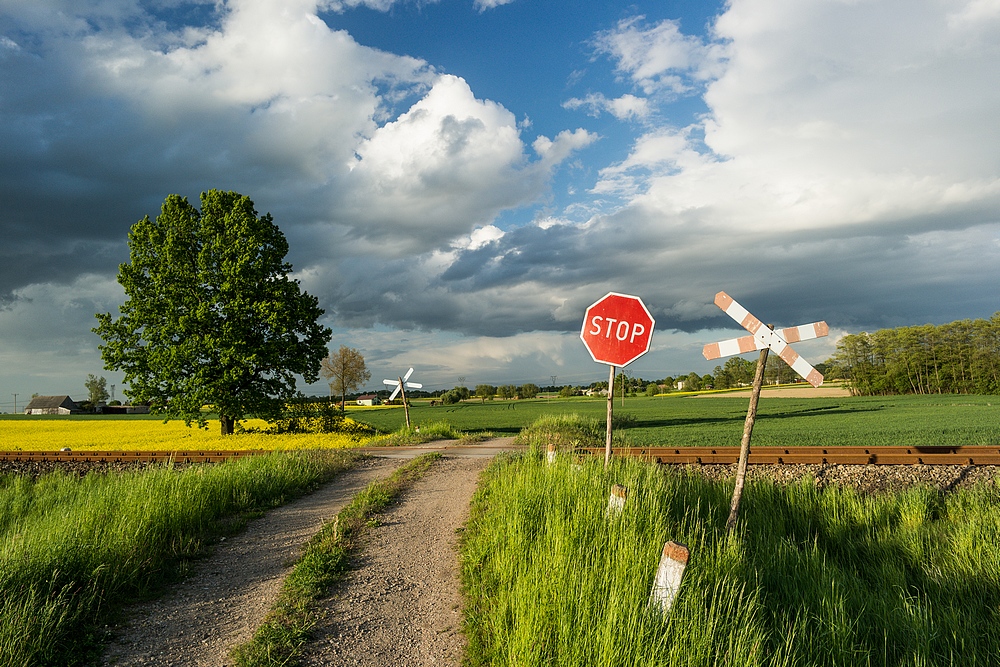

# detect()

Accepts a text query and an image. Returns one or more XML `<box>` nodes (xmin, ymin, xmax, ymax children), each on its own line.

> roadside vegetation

<box><xmin>375</xmin><ymin>420</ymin><xmax>496</xmax><ymax>447</ymax></box>
<box><xmin>462</xmin><ymin>422</ymin><xmax>1000</xmax><ymax>666</ymax></box>
<box><xmin>231</xmin><ymin>453</ymin><xmax>441</xmax><ymax>667</ymax></box>
<box><xmin>0</xmin><ymin>450</ymin><xmax>360</xmax><ymax>667</ymax></box>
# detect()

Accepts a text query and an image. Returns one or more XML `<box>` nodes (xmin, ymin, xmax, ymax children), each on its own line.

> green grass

<box><xmin>461</xmin><ymin>448</ymin><xmax>1000</xmax><ymax>666</ymax></box>
<box><xmin>0</xmin><ymin>450</ymin><xmax>360</xmax><ymax>667</ymax></box>
<box><xmin>353</xmin><ymin>394</ymin><xmax>1000</xmax><ymax>448</ymax></box>
<box><xmin>230</xmin><ymin>452</ymin><xmax>442</xmax><ymax>667</ymax></box>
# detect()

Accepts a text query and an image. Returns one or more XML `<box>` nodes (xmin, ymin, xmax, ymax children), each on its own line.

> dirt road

<box><xmin>299</xmin><ymin>457</ymin><xmax>487</xmax><ymax>666</ymax></box>
<box><xmin>100</xmin><ymin>451</ymin><xmax>493</xmax><ymax>666</ymax></box>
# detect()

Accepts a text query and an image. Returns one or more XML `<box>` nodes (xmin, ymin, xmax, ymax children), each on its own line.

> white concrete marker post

<box><xmin>650</xmin><ymin>541</ymin><xmax>689</xmax><ymax>614</ymax></box>
<box><xmin>607</xmin><ymin>484</ymin><xmax>628</xmax><ymax>516</ymax></box>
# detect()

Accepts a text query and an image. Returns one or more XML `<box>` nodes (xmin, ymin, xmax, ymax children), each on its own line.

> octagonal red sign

<box><xmin>580</xmin><ymin>292</ymin><xmax>655</xmax><ymax>367</ymax></box>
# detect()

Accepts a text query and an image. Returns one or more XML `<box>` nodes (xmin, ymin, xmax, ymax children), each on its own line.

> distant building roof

<box><xmin>24</xmin><ymin>395</ymin><xmax>79</xmax><ymax>410</ymax></box>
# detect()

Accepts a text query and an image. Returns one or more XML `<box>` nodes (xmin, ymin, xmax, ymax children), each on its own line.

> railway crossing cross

<box><xmin>703</xmin><ymin>291</ymin><xmax>829</xmax><ymax>533</ymax></box>
<box><xmin>383</xmin><ymin>367</ymin><xmax>422</xmax><ymax>428</ymax></box>
<box><xmin>703</xmin><ymin>291</ymin><xmax>828</xmax><ymax>387</ymax></box>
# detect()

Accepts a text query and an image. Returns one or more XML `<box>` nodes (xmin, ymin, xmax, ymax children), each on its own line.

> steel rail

<box><xmin>577</xmin><ymin>445</ymin><xmax>1000</xmax><ymax>465</ymax></box>
<box><xmin>0</xmin><ymin>450</ymin><xmax>269</xmax><ymax>463</ymax></box>
<box><xmin>4</xmin><ymin>445</ymin><xmax>1000</xmax><ymax>465</ymax></box>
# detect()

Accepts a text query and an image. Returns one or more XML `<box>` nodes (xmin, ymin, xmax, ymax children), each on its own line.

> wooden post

<box><xmin>725</xmin><ymin>341</ymin><xmax>770</xmax><ymax>534</ymax></box>
<box><xmin>605</xmin><ymin>364</ymin><xmax>616</xmax><ymax>467</ymax></box>
<box><xmin>398</xmin><ymin>377</ymin><xmax>411</xmax><ymax>429</ymax></box>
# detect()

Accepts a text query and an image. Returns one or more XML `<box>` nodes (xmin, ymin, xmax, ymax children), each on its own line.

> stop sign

<box><xmin>580</xmin><ymin>292</ymin><xmax>655</xmax><ymax>367</ymax></box>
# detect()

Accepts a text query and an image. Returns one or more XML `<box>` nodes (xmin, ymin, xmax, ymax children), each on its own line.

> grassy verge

<box><xmin>231</xmin><ymin>452</ymin><xmax>442</xmax><ymax>667</ymax></box>
<box><xmin>0</xmin><ymin>450</ymin><xmax>361</xmax><ymax>667</ymax></box>
<box><xmin>461</xmin><ymin>446</ymin><xmax>1000</xmax><ymax>666</ymax></box>
<box><xmin>372</xmin><ymin>420</ymin><xmax>495</xmax><ymax>446</ymax></box>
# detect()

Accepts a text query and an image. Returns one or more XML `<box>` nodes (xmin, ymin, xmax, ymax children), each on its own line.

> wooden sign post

<box><xmin>703</xmin><ymin>292</ymin><xmax>828</xmax><ymax>533</ymax></box>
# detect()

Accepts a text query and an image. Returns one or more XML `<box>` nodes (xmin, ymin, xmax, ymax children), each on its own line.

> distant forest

<box><xmin>831</xmin><ymin>314</ymin><xmax>1000</xmax><ymax>395</ymax></box>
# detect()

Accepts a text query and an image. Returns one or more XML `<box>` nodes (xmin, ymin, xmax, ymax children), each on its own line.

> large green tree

<box><xmin>94</xmin><ymin>190</ymin><xmax>331</xmax><ymax>434</ymax></box>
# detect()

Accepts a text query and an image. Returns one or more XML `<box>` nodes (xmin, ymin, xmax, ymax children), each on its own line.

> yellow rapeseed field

<box><xmin>0</xmin><ymin>417</ymin><xmax>379</xmax><ymax>451</ymax></box>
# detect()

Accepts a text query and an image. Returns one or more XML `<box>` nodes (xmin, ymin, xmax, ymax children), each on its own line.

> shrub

<box><xmin>237</xmin><ymin>400</ymin><xmax>378</xmax><ymax>439</ymax></box>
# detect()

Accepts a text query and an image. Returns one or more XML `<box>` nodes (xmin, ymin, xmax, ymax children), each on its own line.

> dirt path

<box><xmin>101</xmin><ymin>457</ymin><xmax>401</xmax><ymax>667</ymax></box>
<box><xmin>298</xmin><ymin>457</ymin><xmax>488</xmax><ymax>667</ymax></box>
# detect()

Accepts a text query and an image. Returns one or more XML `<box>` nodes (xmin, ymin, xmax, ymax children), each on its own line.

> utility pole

<box><xmin>12</xmin><ymin>393</ymin><xmax>18</xmax><ymax>414</ymax></box>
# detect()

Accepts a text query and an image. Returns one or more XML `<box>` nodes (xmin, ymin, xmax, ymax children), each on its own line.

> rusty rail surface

<box><xmin>0</xmin><ymin>450</ymin><xmax>269</xmax><ymax>463</ymax></box>
<box><xmin>577</xmin><ymin>445</ymin><xmax>1000</xmax><ymax>465</ymax></box>
<box><xmin>5</xmin><ymin>446</ymin><xmax>1000</xmax><ymax>465</ymax></box>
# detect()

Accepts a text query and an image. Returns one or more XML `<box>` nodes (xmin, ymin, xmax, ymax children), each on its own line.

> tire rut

<box><xmin>101</xmin><ymin>457</ymin><xmax>401</xmax><ymax>667</ymax></box>
<box><xmin>298</xmin><ymin>456</ymin><xmax>487</xmax><ymax>667</ymax></box>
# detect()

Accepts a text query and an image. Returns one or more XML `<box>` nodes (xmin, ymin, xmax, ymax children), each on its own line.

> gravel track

<box><xmin>686</xmin><ymin>462</ymin><xmax>999</xmax><ymax>495</ymax></box>
<box><xmin>299</xmin><ymin>456</ymin><xmax>488</xmax><ymax>667</ymax></box>
<box><xmin>100</xmin><ymin>457</ymin><xmax>401</xmax><ymax>667</ymax></box>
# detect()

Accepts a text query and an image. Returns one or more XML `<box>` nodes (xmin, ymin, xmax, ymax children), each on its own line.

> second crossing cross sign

<box><xmin>702</xmin><ymin>291</ymin><xmax>830</xmax><ymax>533</ymax></box>
<box><xmin>703</xmin><ymin>291</ymin><xmax>829</xmax><ymax>387</ymax></box>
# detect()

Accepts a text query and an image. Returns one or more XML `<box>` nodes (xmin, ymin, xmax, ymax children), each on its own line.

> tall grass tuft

<box><xmin>0</xmin><ymin>450</ymin><xmax>359</xmax><ymax>667</ymax></box>
<box><xmin>374</xmin><ymin>420</ymin><xmax>478</xmax><ymax>446</ymax></box>
<box><xmin>462</xmin><ymin>447</ymin><xmax>1000</xmax><ymax>666</ymax></box>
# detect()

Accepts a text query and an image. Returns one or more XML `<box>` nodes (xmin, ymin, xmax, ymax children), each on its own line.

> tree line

<box><xmin>829</xmin><ymin>314</ymin><xmax>1000</xmax><ymax>395</ymax></box>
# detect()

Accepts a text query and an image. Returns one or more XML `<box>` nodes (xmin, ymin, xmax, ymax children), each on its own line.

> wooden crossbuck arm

<box><xmin>703</xmin><ymin>322</ymin><xmax>829</xmax><ymax>359</ymax></box>
<box><xmin>705</xmin><ymin>291</ymin><xmax>826</xmax><ymax>387</ymax></box>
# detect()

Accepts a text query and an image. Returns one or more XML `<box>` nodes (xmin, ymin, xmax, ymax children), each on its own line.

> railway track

<box><xmin>579</xmin><ymin>445</ymin><xmax>1000</xmax><ymax>465</ymax></box>
<box><xmin>0</xmin><ymin>450</ymin><xmax>268</xmax><ymax>463</ymax></box>
<box><xmin>3</xmin><ymin>445</ymin><xmax>1000</xmax><ymax>465</ymax></box>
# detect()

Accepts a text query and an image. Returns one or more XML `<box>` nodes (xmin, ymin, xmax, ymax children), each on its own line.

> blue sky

<box><xmin>1</xmin><ymin>0</ymin><xmax>999</xmax><ymax>408</ymax></box>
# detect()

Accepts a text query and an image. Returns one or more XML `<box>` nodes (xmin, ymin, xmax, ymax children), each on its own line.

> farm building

<box><xmin>23</xmin><ymin>395</ymin><xmax>81</xmax><ymax>415</ymax></box>
<box><xmin>356</xmin><ymin>394</ymin><xmax>381</xmax><ymax>406</ymax></box>
<box><xmin>98</xmin><ymin>404</ymin><xmax>151</xmax><ymax>414</ymax></box>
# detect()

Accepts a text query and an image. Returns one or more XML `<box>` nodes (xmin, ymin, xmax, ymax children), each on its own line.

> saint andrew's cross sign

<box><xmin>703</xmin><ymin>292</ymin><xmax>828</xmax><ymax>387</ymax></box>
<box><xmin>702</xmin><ymin>291</ymin><xmax>830</xmax><ymax>533</ymax></box>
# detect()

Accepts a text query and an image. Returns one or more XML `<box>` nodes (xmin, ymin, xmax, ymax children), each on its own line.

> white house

<box><xmin>356</xmin><ymin>394</ymin><xmax>380</xmax><ymax>406</ymax></box>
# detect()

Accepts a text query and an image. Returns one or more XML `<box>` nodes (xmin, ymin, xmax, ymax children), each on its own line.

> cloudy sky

<box><xmin>2</xmin><ymin>0</ymin><xmax>999</xmax><ymax>408</ymax></box>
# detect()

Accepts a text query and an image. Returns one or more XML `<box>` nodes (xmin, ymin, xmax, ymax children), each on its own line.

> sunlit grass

<box><xmin>0</xmin><ymin>418</ymin><xmax>379</xmax><ymax>451</ymax></box>
<box><xmin>0</xmin><ymin>450</ymin><xmax>361</xmax><ymax>667</ymax></box>
<box><xmin>462</xmin><ymin>438</ymin><xmax>1000</xmax><ymax>667</ymax></box>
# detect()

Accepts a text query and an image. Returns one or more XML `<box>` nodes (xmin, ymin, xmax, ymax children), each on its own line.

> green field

<box><xmin>352</xmin><ymin>394</ymin><xmax>1000</xmax><ymax>448</ymax></box>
